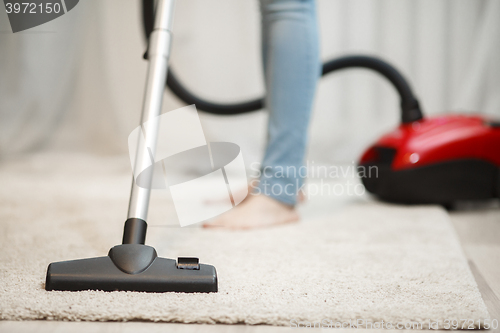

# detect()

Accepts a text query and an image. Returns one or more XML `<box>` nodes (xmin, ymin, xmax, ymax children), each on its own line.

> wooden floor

<box><xmin>449</xmin><ymin>202</ymin><xmax>500</xmax><ymax>333</ymax></box>
<box><xmin>1</xmin><ymin>202</ymin><xmax>499</xmax><ymax>333</ymax></box>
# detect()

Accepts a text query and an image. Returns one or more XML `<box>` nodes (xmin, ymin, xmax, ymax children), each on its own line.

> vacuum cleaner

<box><xmin>358</xmin><ymin>115</ymin><xmax>500</xmax><ymax>205</ymax></box>
<box><xmin>142</xmin><ymin>0</ymin><xmax>500</xmax><ymax>206</ymax></box>
<box><xmin>45</xmin><ymin>0</ymin><xmax>217</xmax><ymax>293</ymax></box>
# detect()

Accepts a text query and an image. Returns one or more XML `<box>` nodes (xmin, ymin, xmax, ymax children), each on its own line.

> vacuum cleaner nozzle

<box><xmin>45</xmin><ymin>244</ymin><xmax>218</xmax><ymax>293</ymax></box>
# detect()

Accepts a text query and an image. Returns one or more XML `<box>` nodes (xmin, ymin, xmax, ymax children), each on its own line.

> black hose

<box><xmin>142</xmin><ymin>0</ymin><xmax>423</xmax><ymax>123</ymax></box>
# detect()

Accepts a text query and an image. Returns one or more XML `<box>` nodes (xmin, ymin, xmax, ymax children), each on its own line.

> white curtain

<box><xmin>0</xmin><ymin>1</ymin><xmax>84</xmax><ymax>154</ymax></box>
<box><xmin>1</xmin><ymin>0</ymin><xmax>499</xmax><ymax>166</ymax></box>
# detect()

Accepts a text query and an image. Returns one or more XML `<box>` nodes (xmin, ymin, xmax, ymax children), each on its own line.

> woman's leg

<box><xmin>205</xmin><ymin>0</ymin><xmax>320</xmax><ymax>229</ymax></box>
<box><xmin>258</xmin><ymin>0</ymin><xmax>320</xmax><ymax>206</ymax></box>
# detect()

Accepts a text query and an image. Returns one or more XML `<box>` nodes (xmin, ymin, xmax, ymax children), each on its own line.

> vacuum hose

<box><xmin>142</xmin><ymin>0</ymin><xmax>424</xmax><ymax>124</ymax></box>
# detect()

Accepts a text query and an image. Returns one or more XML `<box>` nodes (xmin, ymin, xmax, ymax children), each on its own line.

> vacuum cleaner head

<box><xmin>45</xmin><ymin>244</ymin><xmax>217</xmax><ymax>292</ymax></box>
<box><xmin>359</xmin><ymin>114</ymin><xmax>500</xmax><ymax>205</ymax></box>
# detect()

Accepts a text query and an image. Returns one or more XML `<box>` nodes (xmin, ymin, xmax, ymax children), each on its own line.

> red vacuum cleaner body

<box><xmin>359</xmin><ymin>114</ymin><xmax>500</xmax><ymax>205</ymax></box>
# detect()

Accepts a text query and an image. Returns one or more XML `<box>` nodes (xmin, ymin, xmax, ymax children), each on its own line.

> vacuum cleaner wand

<box><xmin>45</xmin><ymin>0</ymin><xmax>217</xmax><ymax>293</ymax></box>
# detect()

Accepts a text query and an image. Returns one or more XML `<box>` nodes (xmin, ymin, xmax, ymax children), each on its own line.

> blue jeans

<box><xmin>257</xmin><ymin>0</ymin><xmax>320</xmax><ymax>205</ymax></box>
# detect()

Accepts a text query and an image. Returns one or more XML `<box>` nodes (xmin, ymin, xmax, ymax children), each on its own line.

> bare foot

<box><xmin>203</xmin><ymin>194</ymin><xmax>300</xmax><ymax>230</ymax></box>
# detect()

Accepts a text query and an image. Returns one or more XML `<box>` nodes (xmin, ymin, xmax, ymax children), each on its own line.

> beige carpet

<box><xmin>0</xmin><ymin>153</ymin><xmax>490</xmax><ymax>327</ymax></box>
